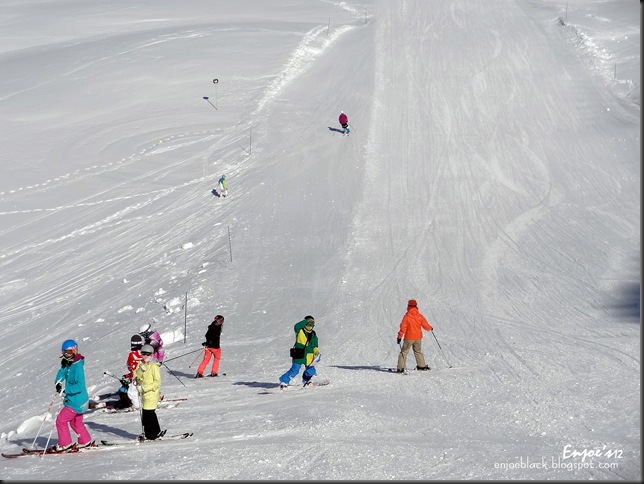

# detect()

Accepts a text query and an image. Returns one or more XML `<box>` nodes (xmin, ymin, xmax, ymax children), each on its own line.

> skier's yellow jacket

<box><xmin>133</xmin><ymin>361</ymin><xmax>161</xmax><ymax>410</ymax></box>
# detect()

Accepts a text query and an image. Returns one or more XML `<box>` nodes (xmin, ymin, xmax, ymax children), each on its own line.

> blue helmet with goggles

<box><xmin>61</xmin><ymin>339</ymin><xmax>78</xmax><ymax>351</ymax></box>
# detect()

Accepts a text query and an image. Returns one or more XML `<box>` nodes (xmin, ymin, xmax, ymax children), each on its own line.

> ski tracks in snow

<box><xmin>0</xmin><ymin>130</ymin><xmax>220</xmax><ymax>201</ymax></box>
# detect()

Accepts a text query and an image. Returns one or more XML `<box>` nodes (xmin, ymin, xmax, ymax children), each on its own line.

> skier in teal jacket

<box><xmin>279</xmin><ymin>316</ymin><xmax>319</xmax><ymax>388</ymax></box>
<box><xmin>52</xmin><ymin>339</ymin><xmax>93</xmax><ymax>452</ymax></box>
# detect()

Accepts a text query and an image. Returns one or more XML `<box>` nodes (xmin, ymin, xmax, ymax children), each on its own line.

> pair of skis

<box><xmin>101</xmin><ymin>431</ymin><xmax>193</xmax><ymax>446</ymax></box>
<box><xmin>261</xmin><ymin>379</ymin><xmax>331</xmax><ymax>395</ymax></box>
<box><xmin>2</xmin><ymin>432</ymin><xmax>193</xmax><ymax>458</ymax></box>
<box><xmin>269</xmin><ymin>354</ymin><xmax>330</xmax><ymax>393</ymax></box>
<box><xmin>284</xmin><ymin>379</ymin><xmax>331</xmax><ymax>391</ymax></box>
<box><xmin>386</xmin><ymin>367</ymin><xmax>430</xmax><ymax>374</ymax></box>
<box><xmin>2</xmin><ymin>444</ymin><xmax>97</xmax><ymax>459</ymax></box>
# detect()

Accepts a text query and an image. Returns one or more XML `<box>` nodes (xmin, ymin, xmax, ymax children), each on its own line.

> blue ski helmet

<box><xmin>61</xmin><ymin>339</ymin><xmax>78</xmax><ymax>351</ymax></box>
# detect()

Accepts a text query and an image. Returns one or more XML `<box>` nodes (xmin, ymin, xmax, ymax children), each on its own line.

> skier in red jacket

<box><xmin>117</xmin><ymin>334</ymin><xmax>144</xmax><ymax>409</ymax></box>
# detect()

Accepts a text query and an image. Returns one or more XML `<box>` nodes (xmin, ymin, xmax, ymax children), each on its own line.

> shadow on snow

<box><xmin>329</xmin><ymin>364</ymin><xmax>390</xmax><ymax>372</ymax></box>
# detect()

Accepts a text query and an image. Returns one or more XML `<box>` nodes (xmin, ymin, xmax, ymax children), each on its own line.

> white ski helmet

<box><xmin>340</xmin><ymin>111</ymin><xmax>344</xmax><ymax>114</ymax></box>
<box><xmin>139</xmin><ymin>323</ymin><xmax>151</xmax><ymax>334</ymax></box>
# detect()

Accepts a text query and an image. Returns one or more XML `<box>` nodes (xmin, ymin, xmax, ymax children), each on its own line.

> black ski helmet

<box><xmin>130</xmin><ymin>334</ymin><xmax>144</xmax><ymax>350</ymax></box>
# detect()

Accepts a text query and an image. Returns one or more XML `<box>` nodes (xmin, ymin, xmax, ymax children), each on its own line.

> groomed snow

<box><xmin>0</xmin><ymin>0</ymin><xmax>639</xmax><ymax>480</ymax></box>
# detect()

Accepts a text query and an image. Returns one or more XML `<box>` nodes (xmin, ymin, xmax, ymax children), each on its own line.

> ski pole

<box><xmin>103</xmin><ymin>370</ymin><xmax>122</xmax><ymax>382</ymax></box>
<box><xmin>31</xmin><ymin>387</ymin><xmax>63</xmax><ymax>450</ymax></box>
<box><xmin>397</xmin><ymin>340</ymin><xmax>406</xmax><ymax>371</ymax></box>
<box><xmin>431</xmin><ymin>331</ymin><xmax>452</xmax><ymax>368</ymax></box>
<box><xmin>41</xmin><ymin>399</ymin><xmax>64</xmax><ymax>458</ymax></box>
<box><xmin>161</xmin><ymin>362</ymin><xmax>187</xmax><ymax>388</ymax></box>
<box><xmin>164</xmin><ymin>347</ymin><xmax>202</xmax><ymax>363</ymax></box>
<box><xmin>188</xmin><ymin>349</ymin><xmax>204</xmax><ymax>368</ymax></box>
<box><xmin>136</xmin><ymin>382</ymin><xmax>144</xmax><ymax>437</ymax></box>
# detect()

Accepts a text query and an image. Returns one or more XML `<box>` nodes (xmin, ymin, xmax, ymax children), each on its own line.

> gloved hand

<box><xmin>202</xmin><ymin>342</ymin><xmax>208</xmax><ymax>347</ymax></box>
<box><xmin>397</xmin><ymin>338</ymin><xmax>401</xmax><ymax>345</ymax></box>
<box><xmin>313</xmin><ymin>348</ymin><xmax>319</xmax><ymax>356</ymax></box>
<box><xmin>119</xmin><ymin>378</ymin><xmax>130</xmax><ymax>388</ymax></box>
<box><xmin>60</xmin><ymin>358</ymin><xmax>70</xmax><ymax>368</ymax></box>
<box><xmin>55</xmin><ymin>383</ymin><xmax>63</xmax><ymax>394</ymax></box>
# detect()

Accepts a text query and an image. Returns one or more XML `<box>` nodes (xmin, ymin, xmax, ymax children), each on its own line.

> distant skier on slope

<box><xmin>218</xmin><ymin>174</ymin><xmax>228</xmax><ymax>197</ymax></box>
<box><xmin>396</xmin><ymin>299</ymin><xmax>432</xmax><ymax>373</ymax></box>
<box><xmin>338</xmin><ymin>111</ymin><xmax>350</xmax><ymax>136</ymax></box>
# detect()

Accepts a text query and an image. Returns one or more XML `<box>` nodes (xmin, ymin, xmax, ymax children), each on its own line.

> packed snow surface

<box><xmin>0</xmin><ymin>0</ymin><xmax>639</xmax><ymax>480</ymax></box>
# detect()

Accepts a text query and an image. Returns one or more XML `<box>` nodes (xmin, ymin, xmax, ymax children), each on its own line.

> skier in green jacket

<box><xmin>279</xmin><ymin>316</ymin><xmax>319</xmax><ymax>389</ymax></box>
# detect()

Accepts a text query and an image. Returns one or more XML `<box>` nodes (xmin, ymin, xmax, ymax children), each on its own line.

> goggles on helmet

<box><xmin>62</xmin><ymin>348</ymin><xmax>76</xmax><ymax>360</ymax></box>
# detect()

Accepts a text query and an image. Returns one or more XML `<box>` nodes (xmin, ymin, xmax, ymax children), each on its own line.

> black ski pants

<box><xmin>141</xmin><ymin>409</ymin><xmax>161</xmax><ymax>440</ymax></box>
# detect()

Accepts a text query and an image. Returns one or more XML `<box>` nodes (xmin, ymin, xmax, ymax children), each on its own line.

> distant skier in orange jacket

<box><xmin>396</xmin><ymin>299</ymin><xmax>432</xmax><ymax>372</ymax></box>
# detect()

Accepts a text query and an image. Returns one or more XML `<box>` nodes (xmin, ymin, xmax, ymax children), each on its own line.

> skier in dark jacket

<box><xmin>279</xmin><ymin>316</ymin><xmax>319</xmax><ymax>389</ymax></box>
<box><xmin>195</xmin><ymin>315</ymin><xmax>224</xmax><ymax>377</ymax></box>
